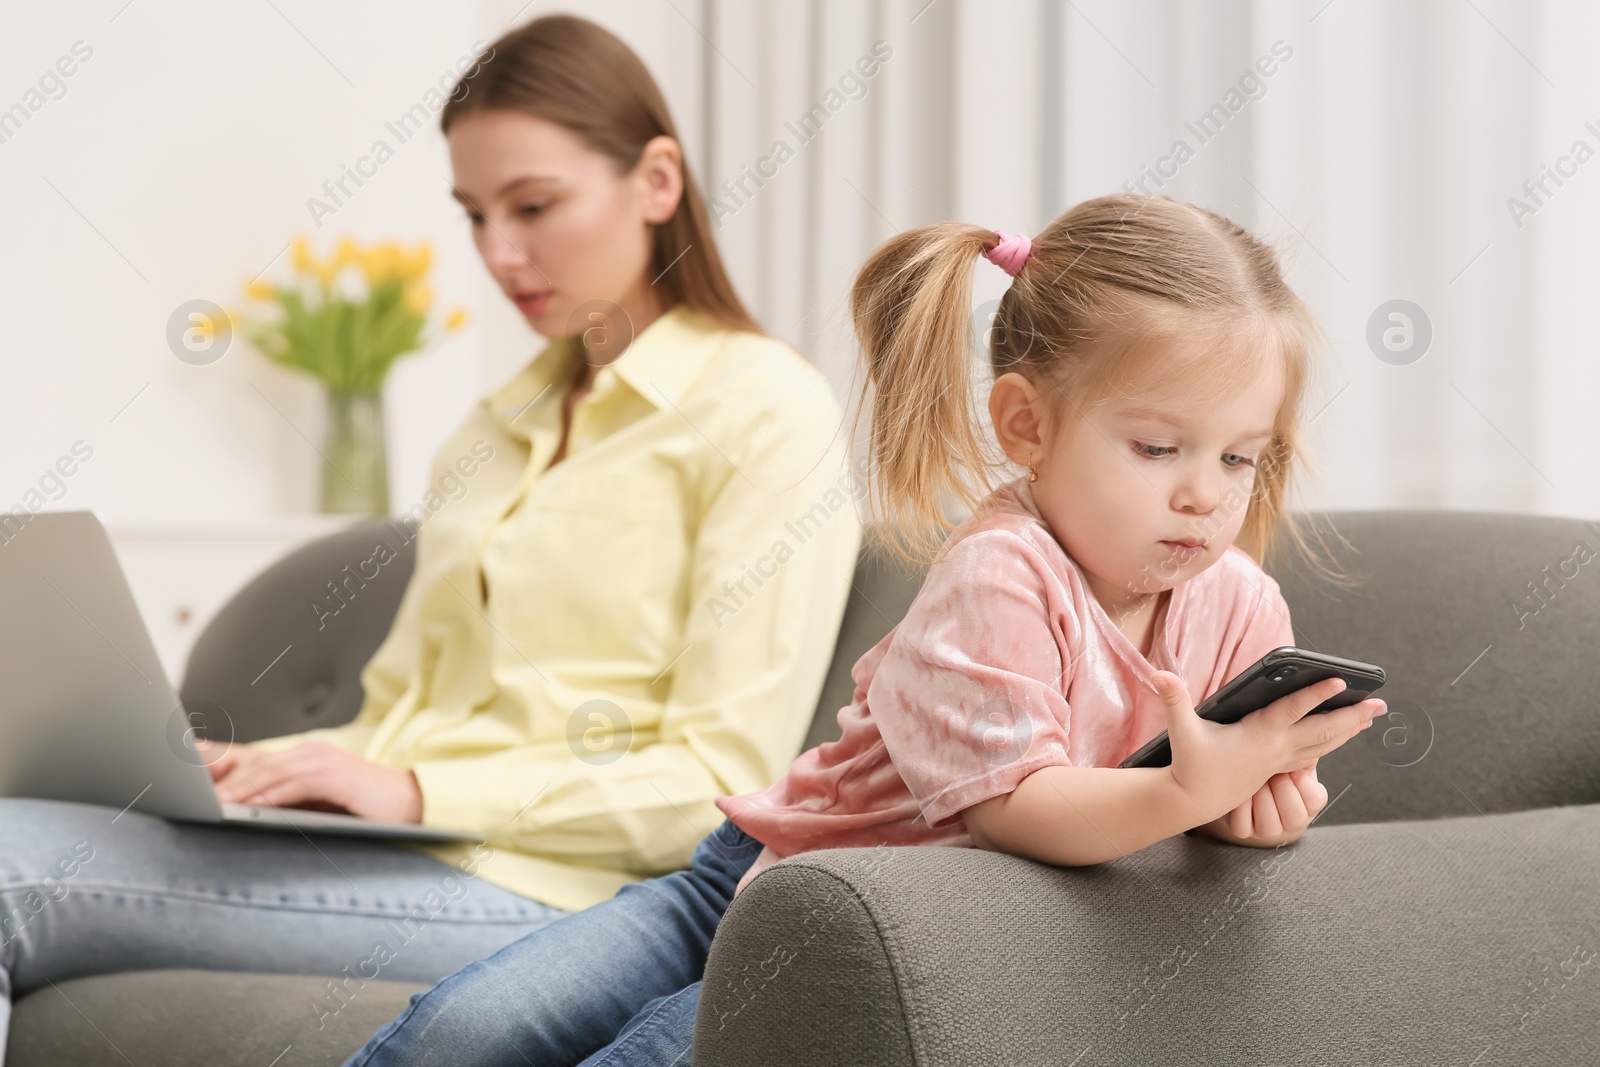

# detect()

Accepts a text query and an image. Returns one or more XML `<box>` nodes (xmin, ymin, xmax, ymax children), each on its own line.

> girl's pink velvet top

<box><xmin>715</xmin><ymin>476</ymin><xmax>1296</xmax><ymax>895</ymax></box>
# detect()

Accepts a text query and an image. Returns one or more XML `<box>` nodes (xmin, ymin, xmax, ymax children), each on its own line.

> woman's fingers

<box><xmin>225</xmin><ymin>769</ymin><xmax>325</xmax><ymax>810</ymax></box>
<box><xmin>209</xmin><ymin>747</ymin><xmax>265</xmax><ymax>793</ymax></box>
<box><xmin>233</xmin><ymin>773</ymin><xmax>334</xmax><ymax>811</ymax></box>
<box><xmin>196</xmin><ymin>738</ymin><xmax>259</xmax><ymax>781</ymax></box>
<box><xmin>213</xmin><ymin>742</ymin><xmax>361</xmax><ymax>814</ymax></box>
<box><xmin>215</xmin><ymin>747</ymin><xmax>319</xmax><ymax>804</ymax></box>
<box><xmin>195</xmin><ymin>739</ymin><xmax>234</xmax><ymax>781</ymax></box>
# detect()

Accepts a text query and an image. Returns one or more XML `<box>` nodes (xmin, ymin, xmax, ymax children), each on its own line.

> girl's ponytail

<box><xmin>849</xmin><ymin>222</ymin><xmax>1001</xmax><ymax>564</ymax></box>
<box><xmin>848</xmin><ymin>193</ymin><xmax>1352</xmax><ymax>589</ymax></box>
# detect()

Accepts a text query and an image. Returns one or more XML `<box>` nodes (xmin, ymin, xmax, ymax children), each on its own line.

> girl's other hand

<box><xmin>1192</xmin><ymin>763</ymin><xmax>1329</xmax><ymax>847</ymax></box>
<box><xmin>1151</xmin><ymin>669</ymin><xmax>1383</xmax><ymax>827</ymax></box>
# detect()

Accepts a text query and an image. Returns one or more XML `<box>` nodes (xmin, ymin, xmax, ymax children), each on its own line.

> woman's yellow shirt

<box><xmin>255</xmin><ymin>304</ymin><xmax>863</xmax><ymax>911</ymax></box>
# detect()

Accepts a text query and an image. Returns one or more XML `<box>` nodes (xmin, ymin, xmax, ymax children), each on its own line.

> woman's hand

<box><xmin>1192</xmin><ymin>762</ymin><xmax>1329</xmax><ymax>848</ymax></box>
<box><xmin>195</xmin><ymin>739</ymin><xmax>424</xmax><ymax>824</ymax></box>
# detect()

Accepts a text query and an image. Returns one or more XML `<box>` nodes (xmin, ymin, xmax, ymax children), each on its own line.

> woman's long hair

<box><xmin>441</xmin><ymin>14</ymin><xmax>760</xmax><ymax>334</ymax></box>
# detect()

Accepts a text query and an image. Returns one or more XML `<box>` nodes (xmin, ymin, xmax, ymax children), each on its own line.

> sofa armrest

<box><xmin>695</xmin><ymin>804</ymin><xmax>1600</xmax><ymax>1065</ymax></box>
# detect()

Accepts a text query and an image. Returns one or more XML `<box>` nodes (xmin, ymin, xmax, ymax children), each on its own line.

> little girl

<box><xmin>341</xmin><ymin>193</ymin><xmax>1389</xmax><ymax>1067</ymax></box>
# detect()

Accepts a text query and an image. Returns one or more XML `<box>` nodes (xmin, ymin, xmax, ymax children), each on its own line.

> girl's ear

<box><xmin>989</xmin><ymin>371</ymin><xmax>1048</xmax><ymax>466</ymax></box>
<box><xmin>633</xmin><ymin>135</ymin><xmax>684</xmax><ymax>225</ymax></box>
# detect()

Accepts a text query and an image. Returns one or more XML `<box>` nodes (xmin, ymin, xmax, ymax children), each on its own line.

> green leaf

<box><xmin>244</xmin><ymin>276</ymin><xmax>434</xmax><ymax>390</ymax></box>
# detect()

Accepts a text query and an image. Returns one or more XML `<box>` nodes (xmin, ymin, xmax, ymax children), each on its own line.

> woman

<box><xmin>0</xmin><ymin>13</ymin><xmax>859</xmax><ymax>1057</ymax></box>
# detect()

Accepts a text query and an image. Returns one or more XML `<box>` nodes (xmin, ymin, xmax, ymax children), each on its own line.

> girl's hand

<box><xmin>1192</xmin><ymin>763</ymin><xmax>1328</xmax><ymax>847</ymax></box>
<box><xmin>1151</xmin><ymin>670</ymin><xmax>1382</xmax><ymax>827</ymax></box>
<box><xmin>196</xmin><ymin>738</ymin><xmax>424</xmax><ymax>824</ymax></box>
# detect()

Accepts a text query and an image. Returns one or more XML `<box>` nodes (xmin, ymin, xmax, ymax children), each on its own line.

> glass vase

<box><xmin>320</xmin><ymin>388</ymin><xmax>390</xmax><ymax>515</ymax></box>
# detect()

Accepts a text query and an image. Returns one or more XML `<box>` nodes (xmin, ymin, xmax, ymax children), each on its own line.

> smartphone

<box><xmin>1117</xmin><ymin>646</ymin><xmax>1386</xmax><ymax>769</ymax></box>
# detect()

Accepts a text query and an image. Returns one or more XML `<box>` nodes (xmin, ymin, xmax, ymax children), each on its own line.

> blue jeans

<box><xmin>342</xmin><ymin>817</ymin><xmax>766</xmax><ymax>1067</ymax></box>
<box><xmin>0</xmin><ymin>798</ymin><xmax>569</xmax><ymax>1064</ymax></box>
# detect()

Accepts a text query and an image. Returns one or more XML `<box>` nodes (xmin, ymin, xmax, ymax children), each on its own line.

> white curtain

<box><xmin>3</xmin><ymin>1</ymin><xmax>1588</xmax><ymax>522</ymax></box>
<box><xmin>536</xmin><ymin>0</ymin><xmax>1594</xmax><ymax>520</ymax></box>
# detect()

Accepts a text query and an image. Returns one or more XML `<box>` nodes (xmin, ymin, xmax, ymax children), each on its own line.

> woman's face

<box><xmin>446</xmin><ymin>108</ymin><xmax>682</xmax><ymax>338</ymax></box>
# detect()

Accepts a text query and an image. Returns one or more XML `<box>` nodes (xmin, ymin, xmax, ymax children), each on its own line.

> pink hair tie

<box><xmin>983</xmin><ymin>229</ymin><xmax>1032</xmax><ymax>276</ymax></box>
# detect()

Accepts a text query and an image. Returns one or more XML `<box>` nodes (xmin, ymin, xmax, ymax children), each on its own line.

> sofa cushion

<box><xmin>807</xmin><ymin>511</ymin><xmax>1600</xmax><ymax>826</ymax></box>
<box><xmin>7</xmin><ymin>970</ymin><xmax>426</xmax><ymax>1066</ymax></box>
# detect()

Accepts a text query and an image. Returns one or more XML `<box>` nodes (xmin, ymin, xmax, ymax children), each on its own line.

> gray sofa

<box><xmin>12</xmin><ymin>510</ymin><xmax>1600</xmax><ymax>1064</ymax></box>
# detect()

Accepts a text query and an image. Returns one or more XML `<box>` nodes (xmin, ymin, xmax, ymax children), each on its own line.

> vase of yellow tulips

<box><xmin>241</xmin><ymin>236</ymin><xmax>467</xmax><ymax>515</ymax></box>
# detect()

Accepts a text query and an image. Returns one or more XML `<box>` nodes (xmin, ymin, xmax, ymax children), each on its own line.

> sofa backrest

<box><xmin>186</xmin><ymin>509</ymin><xmax>1600</xmax><ymax>825</ymax></box>
<box><xmin>181</xmin><ymin>518</ymin><xmax>416</xmax><ymax>743</ymax></box>
<box><xmin>810</xmin><ymin>510</ymin><xmax>1600</xmax><ymax>826</ymax></box>
<box><xmin>799</xmin><ymin>540</ymin><xmax>926</xmax><ymax>752</ymax></box>
<box><xmin>1269</xmin><ymin>509</ymin><xmax>1600</xmax><ymax>823</ymax></box>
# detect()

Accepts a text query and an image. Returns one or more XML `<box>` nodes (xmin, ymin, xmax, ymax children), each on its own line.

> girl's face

<box><xmin>446</xmin><ymin>108</ymin><xmax>683</xmax><ymax>338</ymax></box>
<box><xmin>991</xmin><ymin>344</ymin><xmax>1286</xmax><ymax>623</ymax></box>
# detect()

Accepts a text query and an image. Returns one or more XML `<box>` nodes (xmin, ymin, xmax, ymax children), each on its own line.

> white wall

<box><xmin>2</xmin><ymin>0</ymin><xmax>1595</xmax><ymax>529</ymax></box>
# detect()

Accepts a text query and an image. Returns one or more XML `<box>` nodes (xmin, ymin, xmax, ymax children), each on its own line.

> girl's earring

<box><xmin>1027</xmin><ymin>464</ymin><xmax>1039</xmax><ymax>483</ymax></box>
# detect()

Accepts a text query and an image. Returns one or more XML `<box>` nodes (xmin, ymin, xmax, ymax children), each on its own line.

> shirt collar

<box><xmin>487</xmin><ymin>303</ymin><xmax>727</xmax><ymax>425</ymax></box>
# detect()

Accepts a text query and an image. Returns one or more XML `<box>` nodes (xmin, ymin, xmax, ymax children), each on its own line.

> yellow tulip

<box><xmin>290</xmin><ymin>236</ymin><xmax>314</xmax><ymax>273</ymax></box>
<box><xmin>445</xmin><ymin>306</ymin><xmax>469</xmax><ymax>331</ymax></box>
<box><xmin>197</xmin><ymin>307</ymin><xmax>231</xmax><ymax>342</ymax></box>
<box><xmin>381</xmin><ymin>242</ymin><xmax>405</xmax><ymax>279</ymax></box>
<box><xmin>405</xmin><ymin>243</ymin><xmax>433</xmax><ymax>280</ymax></box>
<box><xmin>335</xmin><ymin>237</ymin><xmax>361</xmax><ymax>267</ymax></box>
<box><xmin>404</xmin><ymin>284</ymin><xmax>433</xmax><ymax>315</ymax></box>
<box><xmin>244</xmin><ymin>279</ymin><xmax>276</xmax><ymax>301</ymax></box>
<box><xmin>360</xmin><ymin>244</ymin><xmax>397</xmax><ymax>284</ymax></box>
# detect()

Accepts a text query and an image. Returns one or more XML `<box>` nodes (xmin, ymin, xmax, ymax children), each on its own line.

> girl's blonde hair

<box><xmin>849</xmin><ymin>193</ymin><xmax>1356</xmax><ymax>587</ymax></box>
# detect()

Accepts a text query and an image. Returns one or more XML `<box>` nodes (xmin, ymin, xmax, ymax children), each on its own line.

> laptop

<box><xmin>0</xmin><ymin>510</ymin><xmax>478</xmax><ymax>842</ymax></box>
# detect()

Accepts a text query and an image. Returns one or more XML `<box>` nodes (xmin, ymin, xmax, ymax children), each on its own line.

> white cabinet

<box><xmin>107</xmin><ymin>517</ymin><xmax>358</xmax><ymax>685</ymax></box>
